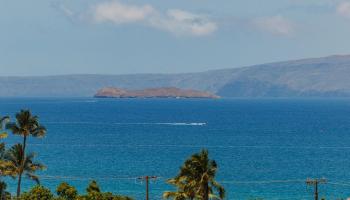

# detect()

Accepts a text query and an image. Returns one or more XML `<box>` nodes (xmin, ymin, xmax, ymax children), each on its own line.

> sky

<box><xmin>1</xmin><ymin>0</ymin><xmax>350</xmax><ymax>76</ymax></box>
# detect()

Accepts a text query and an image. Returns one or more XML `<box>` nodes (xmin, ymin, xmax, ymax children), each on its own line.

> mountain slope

<box><xmin>1</xmin><ymin>55</ymin><xmax>350</xmax><ymax>97</ymax></box>
<box><xmin>217</xmin><ymin>55</ymin><xmax>350</xmax><ymax>97</ymax></box>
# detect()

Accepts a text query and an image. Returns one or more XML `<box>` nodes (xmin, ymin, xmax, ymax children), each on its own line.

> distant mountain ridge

<box><xmin>1</xmin><ymin>55</ymin><xmax>350</xmax><ymax>97</ymax></box>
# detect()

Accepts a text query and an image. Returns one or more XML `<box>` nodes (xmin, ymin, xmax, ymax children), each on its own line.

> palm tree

<box><xmin>163</xmin><ymin>178</ymin><xmax>198</xmax><ymax>200</ymax></box>
<box><xmin>86</xmin><ymin>180</ymin><xmax>101</xmax><ymax>194</ymax></box>
<box><xmin>5</xmin><ymin>143</ymin><xmax>46</xmax><ymax>197</ymax></box>
<box><xmin>0</xmin><ymin>145</ymin><xmax>8</xmax><ymax>200</ymax></box>
<box><xmin>6</xmin><ymin>110</ymin><xmax>46</xmax><ymax>156</ymax></box>
<box><xmin>164</xmin><ymin>149</ymin><xmax>225</xmax><ymax>200</ymax></box>
<box><xmin>0</xmin><ymin>116</ymin><xmax>9</xmax><ymax>139</ymax></box>
<box><xmin>0</xmin><ymin>116</ymin><xmax>9</xmax><ymax>200</ymax></box>
<box><xmin>0</xmin><ymin>181</ymin><xmax>9</xmax><ymax>200</ymax></box>
<box><xmin>163</xmin><ymin>189</ymin><xmax>192</xmax><ymax>200</ymax></box>
<box><xmin>0</xmin><ymin>116</ymin><xmax>9</xmax><ymax>162</ymax></box>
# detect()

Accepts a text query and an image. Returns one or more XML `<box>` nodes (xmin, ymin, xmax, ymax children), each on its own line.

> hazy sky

<box><xmin>1</xmin><ymin>0</ymin><xmax>350</xmax><ymax>76</ymax></box>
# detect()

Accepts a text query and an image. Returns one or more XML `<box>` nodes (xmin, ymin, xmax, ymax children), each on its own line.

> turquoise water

<box><xmin>1</xmin><ymin>98</ymin><xmax>350</xmax><ymax>199</ymax></box>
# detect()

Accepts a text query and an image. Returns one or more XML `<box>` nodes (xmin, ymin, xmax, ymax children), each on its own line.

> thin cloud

<box><xmin>51</xmin><ymin>2</ymin><xmax>85</xmax><ymax>24</ymax></box>
<box><xmin>89</xmin><ymin>0</ymin><xmax>217</xmax><ymax>37</ymax></box>
<box><xmin>337</xmin><ymin>1</ymin><xmax>350</xmax><ymax>18</ymax></box>
<box><xmin>93</xmin><ymin>1</ymin><xmax>154</xmax><ymax>24</ymax></box>
<box><xmin>57</xmin><ymin>0</ymin><xmax>299</xmax><ymax>38</ymax></box>
<box><xmin>253</xmin><ymin>16</ymin><xmax>295</xmax><ymax>36</ymax></box>
<box><xmin>149</xmin><ymin>9</ymin><xmax>217</xmax><ymax>36</ymax></box>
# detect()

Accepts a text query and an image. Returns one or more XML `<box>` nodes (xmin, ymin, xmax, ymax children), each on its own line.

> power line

<box><xmin>36</xmin><ymin>176</ymin><xmax>350</xmax><ymax>199</ymax></box>
<box><xmin>328</xmin><ymin>182</ymin><xmax>350</xmax><ymax>187</ymax></box>
<box><xmin>40</xmin><ymin>175</ymin><xmax>307</xmax><ymax>186</ymax></box>
<box><xmin>221</xmin><ymin>179</ymin><xmax>305</xmax><ymax>184</ymax></box>
<box><xmin>41</xmin><ymin>175</ymin><xmax>141</xmax><ymax>181</ymax></box>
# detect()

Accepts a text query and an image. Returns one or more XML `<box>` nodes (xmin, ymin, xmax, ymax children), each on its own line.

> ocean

<box><xmin>1</xmin><ymin>98</ymin><xmax>350</xmax><ymax>199</ymax></box>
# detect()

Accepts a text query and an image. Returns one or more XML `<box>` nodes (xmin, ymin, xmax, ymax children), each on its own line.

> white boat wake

<box><xmin>43</xmin><ymin>122</ymin><xmax>206</xmax><ymax>126</ymax></box>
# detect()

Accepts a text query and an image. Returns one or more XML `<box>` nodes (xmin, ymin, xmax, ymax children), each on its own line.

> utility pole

<box><xmin>306</xmin><ymin>178</ymin><xmax>327</xmax><ymax>200</ymax></box>
<box><xmin>138</xmin><ymin>176</ymin><xmax>158</xmax><ymax>200</ymax></box>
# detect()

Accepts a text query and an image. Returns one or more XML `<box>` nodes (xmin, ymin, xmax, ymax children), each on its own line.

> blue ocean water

<box><xmin>1</xmin><ymin>98</ymin><xmax>350</xmax><ymax>199</ymax></box>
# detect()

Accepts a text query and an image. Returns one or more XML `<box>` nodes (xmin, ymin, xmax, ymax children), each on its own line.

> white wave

<box><xmin>43</xmin><ymin>122</ymin><xmax>206</xmax><ymax>126</ymax></box>
<box><xmin>154</xmin><ymin>122</ymin><xmax>206</xmax><ymax>126</ymax></box>
<box><xmin>84</xmin><ymin>100</ymin><xmax>98</xmax><ymax>103</ymax></box>
<box><xmin>114</xmin><ymin>122</ymin><xmax>206</xmax><ymax>126</ymax></box>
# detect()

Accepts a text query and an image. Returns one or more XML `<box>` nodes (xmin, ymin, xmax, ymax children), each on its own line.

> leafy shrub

<box><xmin>56</xmin><ymin>182</ymin><xmax>78</xmax><ymax>200</ymax></box>
<box><xmin>78</xmin><ymin>181</ymin><xmax>133</xmax><ymax>200</ymax></box>
<box><xmin>20</xmin><ymin>185</ymin><xmax>53</xmax><ymax>200</ymax></box>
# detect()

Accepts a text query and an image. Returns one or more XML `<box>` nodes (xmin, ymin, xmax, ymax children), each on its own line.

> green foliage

<box><xmin>5</xmin><ymin>143</ymin><xmax>46</xmax><ymax>183</ymax></box>
<box><xmin>19</xmin><ymin>185</ymin><xmax>54</xmax><ymax>200</ymax></box>
<box><xmin>80</xmin><ymin>181</ymin><xmax>133</xmax><ymax>200</ymax></box>
<box><xmin>78</xmin><ymin>192</ymin><xmax>133</xmax><ymax>200</ymax></box>
<box><xmin>0</xmin><ymin>181</ymin><xmax>11</xmax><ymax>200</ymax></box>
<box><xmin>164</xmin><ymin>149</ymin><xmax>225</xmax><ymax>200</ymax></box>
<box><xmin>0</xmin><ymin>181</ymin><xmax>6</xmax><ymax>195</ymax></box>
<box><xmin>86</xmin><ymin>181</ymin><xmax>101</xmax><ymax>194</ymax></box>
<box><xmin>0</xmin><ymin>143</ymin><xmax>8</xmax><ymax>173</ymax></box>
<box><xmin>6</xmin><ymin>110</ymin><xmax>46</xmax><ymax>139</ymax></box>
<box><xmin>6</xmin><ymin>182</ymin><xmax>134</xmax><ymax>200</ymax></box>
<box><xmin>0</xmin><ymin>117</ymin><xmax>11</xmax><ymax>200</ymax></box>
<box><xmin>0</xmin><ymin>133</ymin><xmax>7</xmax><ymax>140</ymax></box>
<box><xmin>57</xmin><ymin>182</ymin><xmax>78</xmax><ymax>200</ymax></box>
<box><xmin>0</xmin><ymin>111</ymin><xmax>135</xmax><ymax>200</ymax></box>
<box><xmin>0</xmin><ymin>116</ymin><xmax>9</xmax><ymax>173</ymax></box>
<box><xmin>6</xmin><ymin>109</ymin><xmax>47</xmax><ymax>197</ymax></box>
<box><xmin>0</xmin><ymin>116</ymin><xmax>9</xmax><ymax>138</ymax></box>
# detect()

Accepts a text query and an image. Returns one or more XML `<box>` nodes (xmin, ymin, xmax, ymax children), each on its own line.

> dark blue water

<box><xmin>1</xmin><ymin>98</ymin><xmax>350</xmax><ymax>200</ymax></box>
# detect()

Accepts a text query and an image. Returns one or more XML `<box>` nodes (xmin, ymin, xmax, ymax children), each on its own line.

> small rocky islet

<box><xmin>94</xmin><ymin>87</ymin><xmax>219</xmax><ymax>99</ymax></box>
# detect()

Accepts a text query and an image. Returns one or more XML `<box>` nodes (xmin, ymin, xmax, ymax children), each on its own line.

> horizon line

<box><xmin>1</xmin><ymin>53</ymin><xmax>349</xmax><ymax>78</ymax></box>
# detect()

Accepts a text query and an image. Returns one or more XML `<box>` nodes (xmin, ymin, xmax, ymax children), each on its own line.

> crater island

<box><xmin>94</xmin><ymin>87</ymin><xmax>219</xmax><ymax>99</ymax></box>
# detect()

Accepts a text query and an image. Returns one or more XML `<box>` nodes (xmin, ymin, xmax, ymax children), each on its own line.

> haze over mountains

<box><xmin>1</xmin><ymin>55</ymin><xmax>350</xmax><ymax>97</ymax></box>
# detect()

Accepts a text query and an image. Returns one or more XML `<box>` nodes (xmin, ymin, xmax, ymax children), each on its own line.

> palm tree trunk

<box><xmin>0</xmin><ymin>185</ymin><xmax>4</xmax><ymax>200</ymax></box>
<box><xmin>22</xmin><ymin>136</ymin><xmax>27</xmax><ymax>155</ymax></box>
<box><xmin>17</xmin><ymin>173</ymin><xmax>22</xmax><ymax>198</ymax></box>
<box><xmin>17</xmin><ymin>136</ymin><xmax>27</xmax><ymax>198</ymax></box>
<box><xmin>203</xmin><ymin>183</ymin><xmax>209</xmax><ymax>200</ymax></box>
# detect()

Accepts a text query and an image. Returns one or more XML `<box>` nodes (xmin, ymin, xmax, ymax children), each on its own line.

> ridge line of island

<box><xmin>94</xmin><ymin>87</ymin><xmax>220</xmax><ymax>99</ymax></box>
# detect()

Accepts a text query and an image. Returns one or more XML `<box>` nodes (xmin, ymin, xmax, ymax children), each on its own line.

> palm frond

<box><xmin>5</xmin><ymin>123</ymin><xmax>21</xmax><ymax>135</ymax></box>
<box><xmin>164</xmin><ymin>149</ymin><xmax>225</xmax><ymax>200</ymax></box>
<box><xmin>4</xmin><ymin>143</ymin><xmax>45</xmax><ymax>184</ymax></box>
<box><xmin>210</xmin><ymin>180</ymin><xmax>225</xmax><ymax>199</ymax></box>
<box><xmin>7</xmin><ymin>110</ymin><xmax>47</xmax><ymax>138</ymax></box>
<box><xmin>31</xmin><ymin>125</ymin><xmax>47</xmax><ymax>137</ymax></box>
<box><xmin>26</xmin><ymin>173</ymin><xmax>40</xmax><ymax>185</ymax></box>
<box><xmin>0</xmin><ymin>116</ymin><xmax>9</xmax><ymax>130</ymax></box>
<box><xmin>163</xmin><ymin>191</ymin><xmax>189</xmax><ymax>200</ymax></box>
<box><xmin>0</xmin><ymin>133</ymin><xmax>8</xmax><ymax>139</ymax></box>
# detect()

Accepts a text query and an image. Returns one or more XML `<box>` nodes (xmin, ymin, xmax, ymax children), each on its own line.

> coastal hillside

<box><xmin>1</xmin><ymin>55</ymin><xmax>350</xmax><ymax>97</ymax></box>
